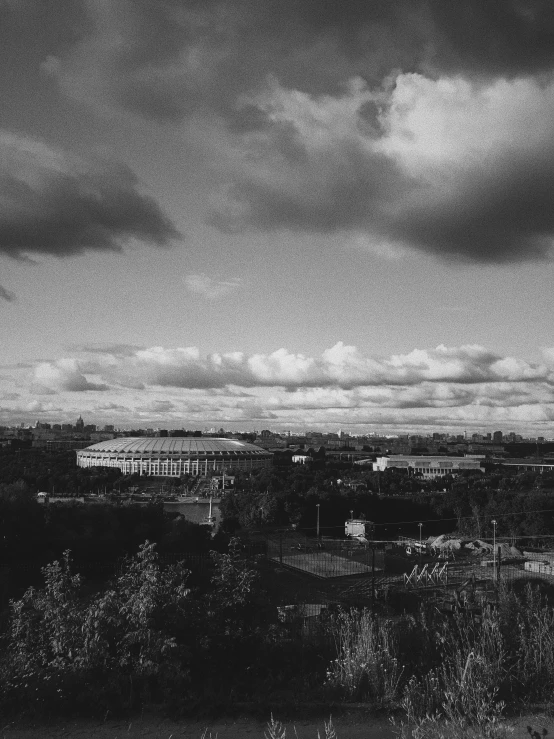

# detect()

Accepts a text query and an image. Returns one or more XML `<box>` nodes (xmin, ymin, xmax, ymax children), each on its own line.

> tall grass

<box><xmin>325</xmin><ymin>609</ymin><xmax>403</xmax><ymax>704</ymax></box>
<box><xmin>326</xmin><ymin>582</ymin><xmax>554</xmax><ymax>728</ymax></box>
<box><xmin>398</xmin><ymin>603</ymin><xmax>509</xmax><ymax>739</ymax></box>
<box><xmin>264</xmin><ymin>715</ymin><xmax>337</xmax><ymax>739</ymax></box>
<box><xmin>510</xmin><ymin>585</ymin><xmax>554</xmax><ymax>701</ymax></box>
<box><xmin>325</xmin><ymin>585</ymin><xmax>554</xmax><ymax>737</ymax></box>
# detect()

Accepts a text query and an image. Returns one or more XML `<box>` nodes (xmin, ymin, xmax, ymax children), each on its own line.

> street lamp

<box><xmin>418</xmin><ymin>522</ymin><xmax>423</xmax><ymax>549</ymax></box>
<box><xmin>316</xmin><ymin>503</ymin><xmax>320</xmax><ymax>539</ymax></box>
<box><xmin>491</xmin><ymin>519</ymin><xmax>497</xmax><ymax>579</ymax></box>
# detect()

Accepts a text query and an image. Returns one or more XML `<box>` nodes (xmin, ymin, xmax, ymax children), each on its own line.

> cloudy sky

<box><xmin>2</xmin><ymin>0</ymin><xmax>554</xmax><ymax>434</ymax></box>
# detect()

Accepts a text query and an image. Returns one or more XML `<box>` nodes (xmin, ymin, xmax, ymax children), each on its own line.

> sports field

<box><xmin>271</xmin><ymin>550</ymin><xmax>374</xmax><ymax>578</ymax></box>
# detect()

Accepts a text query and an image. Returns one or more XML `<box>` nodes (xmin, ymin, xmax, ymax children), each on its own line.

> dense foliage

<box><xmin>3</xmin><ymin>446</ymin><xmax>554</xmax><ymax>732</ymax></box>
<box><xmin>0</xmin><ymin>539</ymin><xmax>329</xmax><ymax>717</ymax></box>
<box><xmin>2</xmin><ymin>539</ymin><xmax>554</xmax><ymax>732</ymax></box>
<box><xmin>220</xmin><ymin>464</ymin><xmax>554</xmax><ymax>543</ymax></box>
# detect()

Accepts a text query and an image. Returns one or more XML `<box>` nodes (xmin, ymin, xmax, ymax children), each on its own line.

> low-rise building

<box><xmin>373</xmin><ymin>455</ymin><xmax>483</xmax><ymax>478</ymax></box>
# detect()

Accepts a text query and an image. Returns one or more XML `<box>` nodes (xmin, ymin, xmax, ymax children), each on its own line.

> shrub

<box><xmin>0</xmin><ymin>542</ymin><xmax>193</xmax><ymax>715</ymax></box>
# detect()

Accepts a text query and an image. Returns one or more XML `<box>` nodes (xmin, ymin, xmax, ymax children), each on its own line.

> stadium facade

<box><xmin>76</xmin><ymin>437</ymin><xmax>273</xmax><ymax>477</ymax></box>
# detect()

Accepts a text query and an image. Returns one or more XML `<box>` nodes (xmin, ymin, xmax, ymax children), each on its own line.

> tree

<box><xmin>4</xmin><ymin>543</ymin><xmax>193</xmax><ymax>713</ymax></box>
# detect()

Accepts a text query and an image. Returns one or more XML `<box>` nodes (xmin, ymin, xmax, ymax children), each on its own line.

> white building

<box><xmin>373</xmin><ymin>455</ymin><xmax>483</xmax><ymax>479</ymax></box>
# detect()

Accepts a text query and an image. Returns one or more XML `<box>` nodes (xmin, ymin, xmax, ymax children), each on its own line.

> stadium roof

<box><xmin>81</xmin><ymin>437</ymin><xmax>268</xmax><ymax>455</ymax></box>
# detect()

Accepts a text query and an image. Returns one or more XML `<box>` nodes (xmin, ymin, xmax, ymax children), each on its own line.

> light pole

<box><xmin>418</xmin><ymin>522</ymin><xmax>423</xmax><ymax>549</ymax></box>
<box><xmin>316</xmin><ymin>503</ymin><xmax>320</xmax><ymax>539</ymax></box>
<box><xmin>491</xmin><ymin>519</ymin><xmax>497</xmax><ymax>579</ymax></box>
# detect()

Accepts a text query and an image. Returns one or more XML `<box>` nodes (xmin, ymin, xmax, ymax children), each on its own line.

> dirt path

<box><xmin>1</xmin><ymin>714</ymin><xmax>396</xmax><ymax>739</ymax></box>
<box><xmin>2</xmin><ymin>713</ymin><xmax>552</xmax><ymax>738</ymax></box>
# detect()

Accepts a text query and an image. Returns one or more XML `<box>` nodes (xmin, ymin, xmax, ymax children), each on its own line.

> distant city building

<box><xmin>373</xmin><ymin>455</ymin><xmax>483</xmax><ymax>478</ymax></box>
<box><xmin>89</xmin><ymin>431</ymin><xmax>116</xmax><ymax>443</ymax></box>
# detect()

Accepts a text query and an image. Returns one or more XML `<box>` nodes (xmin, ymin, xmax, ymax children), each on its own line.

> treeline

<box><xmin>220</xmin><ymin>466</ymin><xmax>455</xmax><ymax>539</ymax></box>
<box><xmin>431</xmin><ymin>471</ymin><xmax>554</xmax><ymax>541</ymax></box>
<box><xmin>0</xmin><ymin>448</ymin><xmax>123</xmax><ymax>496</ymax></box>
<box><xmin>0</xmin><ymin>485</ymin><xmax>212</xmax><ymax>563</ymax></box>
<box><xmin>221</xmin><ymin>464</ymin><xmax>554</xmax><ymax>543</ymax></box>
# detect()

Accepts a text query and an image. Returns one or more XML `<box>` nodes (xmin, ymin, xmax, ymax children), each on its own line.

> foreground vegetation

<box><xmin>3</xmin><ymin>449</ymin><xmax>554</xmax><ymax>737</ymax></box>
<box><xmin>1</xmin><ymin>538</ymin><xmax>554</xmax><ymax>739</ymax></box>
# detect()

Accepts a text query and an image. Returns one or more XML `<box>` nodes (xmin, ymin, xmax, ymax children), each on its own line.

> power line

<box><xmin>311</xmin><ymin>506</ymin><xmax>554</xmax><ymax>530</ymax></box>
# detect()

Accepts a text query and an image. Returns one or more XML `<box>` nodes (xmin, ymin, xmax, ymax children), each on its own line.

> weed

<box><xmin>325</xmin><ymin>609</ymin><xmax>402</xmax><ymax>704</ymax></box>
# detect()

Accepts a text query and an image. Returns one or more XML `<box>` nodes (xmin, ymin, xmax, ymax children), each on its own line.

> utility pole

<box><xmin>371</xmin><ymin>546</ymin><xmax>376</xmax><ymax>603</ymax></box>
<box><xmin>316</xmin><ymin>503</ymin><xmax>320</xmax><ymax>539</ymax></box>
<box><xmin>491</xmin><ymin>519</ymin><xmax>497</xmax><ymax>581</ymax></box>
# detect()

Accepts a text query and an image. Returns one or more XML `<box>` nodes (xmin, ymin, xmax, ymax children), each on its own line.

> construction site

<box><xmin>260</xmin><ymin>523</ymin><xmax>554</xmax><ymax>627</ymax></box>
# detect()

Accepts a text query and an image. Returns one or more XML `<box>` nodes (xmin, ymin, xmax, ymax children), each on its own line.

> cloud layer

<box><xmin>3</xmin><ymin>342</ymin><xmax>552</xmax><ymax>432</ymax></box>
<box><xmin>211</xmin><ymin>73</ymin><xmax>554</xmax><ymax>262</ymax></box>
<box><xmin>44</xmin><ymin>0</ymin><xmax>554</xmax><ymax>119</ymax></box>
<box><xmin>33</xmin><ymin>0</ymin><xmax>554</xmax><ymax>263</ymax></box>
<box><xmin>40</xmin><ymin>342</ymin><xmax>553</xmax><ymax>390</ymax></box>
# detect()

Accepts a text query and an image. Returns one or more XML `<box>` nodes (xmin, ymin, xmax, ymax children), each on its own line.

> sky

<box><xmin>2</xmin><ymin>0</ymin><xmax>554</xmax><ymax>435</ymax></box>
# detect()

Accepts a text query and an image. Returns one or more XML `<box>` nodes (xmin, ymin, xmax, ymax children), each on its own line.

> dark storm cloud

<box><xmin>40</xmin><ymin>1</ymin><xmax>554</xmax><ymax>262</ymax></box>
<box><xmin>392</xmin><ymin>149</ymin><xmax>554</xmax><ymax>263</ymax></box>
<box><xmin>49</xmin><ymin>0</ymin><xmax>422</xmax><ymax>120</ymax></box>
<box><xmin>210</xmin><ymin>137</ymin><xmax>409</xmax><ymax>235</ymax></box>
<box><xmin>0</xmin><ymin>131</ymin><xmax>180</xmax><ymax>260</ymax></box>
<box><xmin>47</xmin><ymin>0</ymin><xmax>554</xmax><ymax>123</ymax></box>
<box><xmin>427</xmin><ymin>0</ymin><xmax>554</xmax><ymax>77</ymax></box>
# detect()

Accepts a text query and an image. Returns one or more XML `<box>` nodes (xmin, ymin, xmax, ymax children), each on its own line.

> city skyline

<box><xmin>2</xmin><ymin>2</ymin><xmax>554</xmax><ymax>434</ymax></box>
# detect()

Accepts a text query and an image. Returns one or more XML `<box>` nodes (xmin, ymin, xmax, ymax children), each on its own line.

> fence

<box><xmin>2</xmin><ymin>537</ymin><xmax>554</xmax><ymax>613</ymax></box>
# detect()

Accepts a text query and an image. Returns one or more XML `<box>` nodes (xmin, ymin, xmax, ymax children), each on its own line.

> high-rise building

<box><xmin>493</xmin><ymin>430</ymin><xmax>503</xmax><ymax>443</ymax></box>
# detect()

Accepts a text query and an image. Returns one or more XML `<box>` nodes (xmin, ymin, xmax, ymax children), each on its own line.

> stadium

<box><xmin>76</xmin><ymin>437</ymin><xmax>273</xmax><ymax>477</ymax></box>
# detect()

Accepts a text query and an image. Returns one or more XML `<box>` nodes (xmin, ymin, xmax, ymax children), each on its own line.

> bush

<box><xmin>0</xmin><ymin>542</ymin><xmax>193</xmax><ymax>716</ymax></box>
